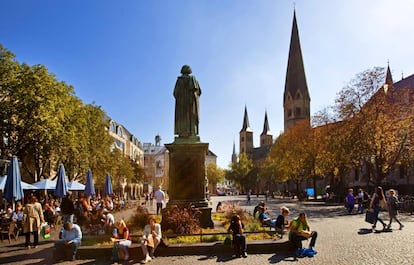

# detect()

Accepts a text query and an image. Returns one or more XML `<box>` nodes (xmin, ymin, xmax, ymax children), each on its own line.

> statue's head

<box><xmin>181</xmin><ymin>65</ymin><xmax>192</xmax><ymax>75</ymax></box>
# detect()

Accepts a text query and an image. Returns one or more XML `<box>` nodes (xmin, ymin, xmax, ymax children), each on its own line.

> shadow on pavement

<box><xmin>197</xmin><ymin>253</ymin><xmax>248</xmax><ymax>263</ymax></box>
<box><xmin>0</xmin><ymin>247</ymin><xmax>52</xmax><ymax>265</ymax></box>
<box><xmin>268</xmin><ymin>252</ymin><xmax>298</xmax><ymax>263</ymax></box>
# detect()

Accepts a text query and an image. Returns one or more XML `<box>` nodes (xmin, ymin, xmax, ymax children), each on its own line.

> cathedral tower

<box><xmin>283</xmin><ymin>10</ymin><xmax>311</xmax><ymax>131</ymax></box>
<box><xmin>239</xmin><ymin>106</ymin><xmax>254</xmax><ymax>155</ymax></box>
<box><xmin>260</xmin><ymin>111</ymin><xmax>273</xmax><ymax>147</ymax></box>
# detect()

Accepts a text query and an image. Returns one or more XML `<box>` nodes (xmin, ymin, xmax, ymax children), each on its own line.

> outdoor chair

<box><xmin>0</xmin><ymin>221</ymin><xmax>18</xmax><ymax>243</ymax></box>
<box><xmin>53</xmin><ymin>214</ymin><xmax>62</xmax><ymax>229</ymax></box>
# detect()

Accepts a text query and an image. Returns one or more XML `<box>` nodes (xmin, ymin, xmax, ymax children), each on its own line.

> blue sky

<box><xmin>1</xmin><ymin>0</ymin><xmax>414</xmax><ymax>169</ymax></box>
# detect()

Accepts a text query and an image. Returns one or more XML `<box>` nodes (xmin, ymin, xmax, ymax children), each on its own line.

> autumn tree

<box><xmin>333</xmin><ymin>67</ymin><xmax>414</xmax><ymax>186</ymax></box>
<box><xmin>266</xmin><ymin>119</ymin><xmax>316</xmax><ymax>196</ymax></box>
<box><xmin>206</xmin><ymin>163</ymin><xmax>225</xmax><ymax>194</ymax></box>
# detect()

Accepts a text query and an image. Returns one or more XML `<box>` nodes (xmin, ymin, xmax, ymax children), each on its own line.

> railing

<box><xmin>399</xmin><ymin>195</ymin><xmax>414</xmax><ymax>214</ymax></box>
<box><xmin>129</xmin><ymin>229</ymin><xmax>279</xmax><ymax>244</ymax></box>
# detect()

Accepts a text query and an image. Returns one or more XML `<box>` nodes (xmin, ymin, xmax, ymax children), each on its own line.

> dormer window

<box><xmin>117</xmin><ymin>126</ymin><xmax>123</xmax><ymax>137</ymax></box>
<box><xmin>109</xmin><ymin>122</ymin><xmax>116</xmax><ymax>133</ymax></box>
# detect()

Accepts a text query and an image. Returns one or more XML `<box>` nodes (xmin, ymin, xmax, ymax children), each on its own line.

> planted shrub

<box><xmin>161</xmin><ymin>205</ymin><xmax>200</xmax><ymax>234</ymax></box>
<box><xmin>128</xmin><ymin>205</ymin><xmax>150</xmax><ymax>232</ymax></box>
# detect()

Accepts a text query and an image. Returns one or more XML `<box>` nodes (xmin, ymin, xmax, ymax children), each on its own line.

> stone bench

<box><xmin>77</xmin><ymin>238</ymin><xmax>294</xmax><ymax>260</ymax></box>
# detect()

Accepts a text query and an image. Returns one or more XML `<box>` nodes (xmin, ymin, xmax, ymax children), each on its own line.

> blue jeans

<box><xmin>54</xmin><ymin>240</ymin><xmax>80</xmax><ymax>260</ymax></box>
<box><xmin>373</xmin><ymin>205</ymin><xmax>386</xmax><ymax>228</ymax></box>
<box><xmin>232</xmin><ymin>234</ymin><xmax>247</xmax><ymax>254</ymax></box>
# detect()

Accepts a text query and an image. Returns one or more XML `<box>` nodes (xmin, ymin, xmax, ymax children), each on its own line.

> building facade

<box><xmin>108</xmin><ymin>119</ymin><xmax>144</xmax><ymax>199</ymax></box>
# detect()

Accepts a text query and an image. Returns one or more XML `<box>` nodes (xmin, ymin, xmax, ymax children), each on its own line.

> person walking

<box><xmin>369</xmin><ymin>186</ymin><xmax>387</xmax><ymax>231</ymax></box>
<box><xmin>154</xmin><ymin>186</ymin><xmax>165</xmax><ymax>215</ymax></box>
<box><xmin>386</xmin><ymin>189</ymin><xmax>404</xmax><ymax>230</ymax></box>
<box><xmin>22</xmin><ymin>194</ymin><xmax>44</xmax><ymax>249</ymax></box>
<box><xmin>246</xmin><ymin>190</ymin><xmax>251</xmax><ymax>205</ymax></box>
<box><xmin>345</xmin><ymin>188</ymin><xmax>355</xmax><ymax>214</ymax></box>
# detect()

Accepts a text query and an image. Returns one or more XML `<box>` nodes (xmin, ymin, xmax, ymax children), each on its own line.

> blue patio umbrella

<box><xmin>54</xmin><ymin>164</ymin><xmax>68</xmax><ymax>198</ymax></box>
<box><xmin>68</xmin><ymin>180</ymin><xmax>85</xmax><ymax>191</ymax></box>
<box><xmin>104</xmin><ymin>173</ymin><xmax>113</xmax><ymax>196</ymax></box>
<box><xmin>84</xmin><ymin>169</ymin><xmax>95</xmax><ymax>197</ymax></box>
<box><xmin>2</xmin><ymin>156</ymin><xmax>24</xmax><ymax>206</ymax></box>
<box><xmin>32</xmin><ymin>179</ymin><xmax>56</xmax><ymax>190</ymax></box>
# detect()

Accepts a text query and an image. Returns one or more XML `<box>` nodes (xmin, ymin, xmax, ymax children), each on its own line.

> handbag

<box><xmin>40</xmin><ymin>223</ymin><xmax>51</xmax><ymax>239</ymax></box>
<box><xmin>365</xmin><ymin>211</ymin><xmax>375</xmax><ymax>224</ymax></box>
<box><xmin>379</xmin><ymin>199</ymin><xmax>387</xmax><ymax>210</ymax></box>
<box><xmin>158</xmin><ymin>238</ymin><xmax>169</xmax><ymax>248</ymax></box>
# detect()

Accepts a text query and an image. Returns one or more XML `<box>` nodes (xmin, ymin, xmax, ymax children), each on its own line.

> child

<box><xmin>275</xmin><ymin>206</ymin><xmax>290</xmax><ymax>238</ymax></box>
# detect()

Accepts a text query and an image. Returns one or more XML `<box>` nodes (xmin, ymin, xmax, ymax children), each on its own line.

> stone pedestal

<box><xmin>165</xmin><ymin>141</ymin><xmax>213</xmax><ymax>228</ymax></box>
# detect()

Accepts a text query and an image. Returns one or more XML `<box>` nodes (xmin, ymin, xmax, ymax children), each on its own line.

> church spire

<box><xmin>239</xmin><ymin>106</ymin><xmax>253</xmax><ymax>154</ymax></box>
<box><xmin>240</xmin><ymin>105</ymin><xmax>252</xmax><ymax>132</ymax></box>
<box><xmin>385</xmin><ymin>63</ymin><xmax>393</xmax><ymax>85</ymax></box>
<box><xmin>261</xmin><ymin>111</ymin><xmax>271</xmax><ymax>136</ymax></box>
<box><xmin>231</xmin><ymin>140</ymin><xmax>237</xmax><ymax>164</ymax></box>
<box><xmin>283</xmin><ymin>9</ymin><xmax>311</xmax><ymax>131</ymax></box>
<box><xmin>260</xmin><ymin>111</ymin><xmax>273</xmax><ymax>147</ymax></box>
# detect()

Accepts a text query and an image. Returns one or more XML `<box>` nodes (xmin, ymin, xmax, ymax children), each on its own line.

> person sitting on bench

<box><xmin>289</xmin><ymin>212</ymin><xmax>318</xmax><ymax>257</ymax></box>
<box><xmin>275</xmin><ymin>206</ymin><xmax>290</xmax><ymax>238</ymax></box>
<box><xmin>227</xmin><ymin>214</ymin><xmax>247</xmax><ymax>258</ymax></box>
<box><xmin>258</xmin><ymin>206</ymin><xmax>276</xmax><ymax>228</ymax></box>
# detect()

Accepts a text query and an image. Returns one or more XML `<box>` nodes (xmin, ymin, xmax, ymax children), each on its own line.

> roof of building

<box><xmin>394</xmin><ymin>73</ymin><xmax>414</xmax><ymax>89</ymax></box>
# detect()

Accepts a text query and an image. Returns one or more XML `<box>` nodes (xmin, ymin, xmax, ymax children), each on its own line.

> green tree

<box><xmin>206</xmin><ymin>163</ymin><xmax>225</xmax><ymax>193</ymax></box>
<box><xmin>226</xmin><ymin>152</ymin><xmax>254</xmax><ymax>193</ymax></box>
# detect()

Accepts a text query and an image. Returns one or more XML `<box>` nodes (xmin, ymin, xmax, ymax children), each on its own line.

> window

<box><xmin>295</xmin><ymin>107</ymin><xmax>301</xmax><ymax>116</ymax></box>
<box><xmin>109</xmin><ymin>122</ymin><xmax>116</xmax><ymax>133</ymax></box>
<box><xmin>116</xmin><ymin>126</ymin><xmax>123</xmax><ymax>137</ymax></box>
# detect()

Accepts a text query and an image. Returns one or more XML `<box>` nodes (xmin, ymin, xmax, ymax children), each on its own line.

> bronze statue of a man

<box><xmin>174</xmin><ymin>65</ymin><xmax>201</xmax><ymax>138</ymax></box>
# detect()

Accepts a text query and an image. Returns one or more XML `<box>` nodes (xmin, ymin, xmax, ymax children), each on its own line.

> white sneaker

<box><xmin>141</xmin><ymin>256</ymin><xmax>152</xmax><ymax>264</ymax></box>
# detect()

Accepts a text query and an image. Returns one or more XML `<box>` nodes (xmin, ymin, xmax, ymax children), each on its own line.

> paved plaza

<box><xmin>0</xmin><ymin>195</ymin><xmax>413</xmax><ymax>265</ymax></box>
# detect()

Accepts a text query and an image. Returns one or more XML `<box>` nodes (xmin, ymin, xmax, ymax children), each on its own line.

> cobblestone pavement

<box><xmin>0</xmin><ymin>196</ymin><xmax>413</xmax><ymax>264</ymax></box>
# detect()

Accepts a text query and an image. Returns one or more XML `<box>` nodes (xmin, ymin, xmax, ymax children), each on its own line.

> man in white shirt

<box><xmin>154</xmin><ymin>186</ymin><xmax>165</xmax><ymax>215</ymax></box>
<box><xmin>54</xmin><ymin>222</ymin><xmax>82</xmax><ymax>261</ymax></box>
